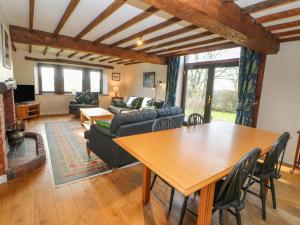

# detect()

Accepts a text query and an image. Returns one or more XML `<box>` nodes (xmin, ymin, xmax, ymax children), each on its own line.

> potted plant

<box><xmin>6</xmin><ymin>121</ymin><xmax>26</xmax><ymax>145</ymax></box>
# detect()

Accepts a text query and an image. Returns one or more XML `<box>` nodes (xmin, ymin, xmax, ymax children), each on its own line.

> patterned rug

<box><xmin>45</xmin><ymin>121</ymin><xmax>112</xmax><ymax>187</ymax></box>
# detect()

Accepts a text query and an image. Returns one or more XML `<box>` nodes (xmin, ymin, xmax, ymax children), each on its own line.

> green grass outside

<box><xmin>211</xmin><ymin>111</ymin><xmax>236</xmax><ymax>122</ymax></box>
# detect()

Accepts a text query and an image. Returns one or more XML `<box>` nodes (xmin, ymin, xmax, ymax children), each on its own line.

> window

<box><xmin>182</xmin><ymin>47</ymin><xmax>240</xmax><ymax>123</ymax></box>
<box><xmin>90</xmin><ymin>71</ymin><xmax>101</xmax><ymax>92</ymax></box>
<box><xmin>40</xmin><ymin>66</ymin><xmax>55</xmax><ymax>92</ymax></box>
<box><xmin>63</xmin><ymin>68</ymin><xmax>83</xmax><ymax>92</ymax></box>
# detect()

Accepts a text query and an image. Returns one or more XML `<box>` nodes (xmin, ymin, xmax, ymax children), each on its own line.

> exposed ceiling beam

<box><xmin>140</xmin><ymin>31</ymin><xmax>213</xmax><ymax>52</ymax></box>
<box><xmin>68</xmin><ymin>51</ymin><xmax>78</xmax><ymax>58</ymax></box>
<box><xmin>242</xmin><ymin>0</ymin><xmax>296</xmax><ymax>14</ymax></box>
<box><xmin>99</xmin><ymin>57</ymin><xmax>112</xmax><ymax>62</ymax></box>
<box><xmin>108</xmin><ymin>58</ymin><xmax>123</xmax><ymax>63</ymax></box>
<box><xmin>75</xmin><ymin>0</ymin><xmax>126</xmax><ymax>40</ymax></box>
<box><xmin>53</xmin><ymin>0</ymin><xmax>80</xmax><ymax>36</ymax></box>
<box><xmin>109</xmin><ymin>17</ymin><xmax>181</xmax><ymax>47</ymax></box>
<box><xmin>265</xmin><ymin>20</ymin><xmax>300</xmax><ymax>31</ymax></box>
<box><xmin>150</xmin><ymin>37</ymin><xmax>225</xmax><ymax>54</ymax></box>
<box><xmin>29</xmin><ymin>0</ymin><xmax>35</xmax><ymax>54</ymax></box>
<box><xmin>126</xmin><ymin>25</ymin><xmax>198</xmax><ymax>49</ymax></box>
<box><xmin>43</xmin><ymin>46</ymin><xmax>49</xmax><ymax>55</ymax></box>
<box><xmin>117</xmin><ymin>60</ymin><xmax>131</xmax><ymax>64</ymax></box>
<box><xmin>141</xmin><ymin>0</ymin><xmax>279</xmax><ymax>54</ymax></box>
<box><xmin>89</xmin><ymin>56</ymin><xmax>102</xmax><ymax>61</ymax></box>
<box><xmin>94</xmin><ymin>6</ymin><xmax>158</xmax><ymax>43</ymax></box>
<box><xmin>124</xmin><ymin>61</ymin><xmax>142</xmax><ymax>65</ymax></box>
<box><xmin>29</xmin><ymin>44</ymin><xmax>32</xmax><ymax>53</ymax></box>
<box><xmin>275</xmin><ymin>28</ymin><xmax>300</xmax><ymax>37</ymax></box>
<box><xmin>280</xmin><ymin>35</ymin><xmax>300</xmax><ymax>42</ymax></box>
<box><xmin>56</xmin><ymin>49</ymin><xmax>64</xmax><ymax>57</ymax></box>
<box><xmin>79</xmin><ymin>53</ymin><xmax>92</xmax><ymax>59</ymax></box>
<box><xmin>25</xmin><ymin>56</ymin><xmax>114</xmax><ymax>69</ymax></box>
<box><xmin>10</xmin><ymin>26</ymin><xmax>166</xmax><ymax>65</ymax></box>
<box><xmin>256</xmin><ymin>8</ymin><xmax>300</xmax><ymax>24</ymax></box>
<box><xmin>12</xmin><ymin>43</ymin><xmax>17</xmax><ymax>52</ymax></box>
<box><xmin>160</xmin><ymin>42</ymin><xmax>238</xmax><ymax>57</ymax></box>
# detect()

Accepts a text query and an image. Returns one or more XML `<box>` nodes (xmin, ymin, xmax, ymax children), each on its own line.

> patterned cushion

<box><xmin>95</xmin><ymin>120</ymin><xmax>111</xmax><ymax>129</ymax></box>
<box><xmin>156</xmin><ymin>106</ymin><xmax>182</xmax><ymax>118</ymax></box>
<box><xmin>125</xmin><ymin>96</ymin><xmax>138</xmax><ymax>108</ymax></box>
<box><xmin>112</xmin><ymin>99</ymin><xmax>126</xmax><ymax>107</ymax></box>
<box><xmin>76</xmin><ymin>91</ymin><xmax>96</xmax><ymax>104</ymax></box>
<box><xmin>140</xmin><ymin>97</ymin><xmax>154</xmax><ymax>108</ymax></box>
<box><xmin>131</xmin><ymin>97</ymin><xmax>143</xmax><ymax>109</ymax></box>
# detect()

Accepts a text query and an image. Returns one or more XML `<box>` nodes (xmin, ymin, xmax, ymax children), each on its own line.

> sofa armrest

<box><xmin>70</xmin><ymin>99</ymin><xmax>79</xmax><ymax>104</ymax></box>
<box><xmin>90</xmin><ymin>124</ymin><xmax>117</xmax><ymax>138</ymax></box>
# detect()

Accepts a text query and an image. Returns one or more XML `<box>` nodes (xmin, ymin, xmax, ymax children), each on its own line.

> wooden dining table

<box><xmin>114</xmin><ymin>121</ymin><xmax>279</xmax><ymax>225</ymax></box>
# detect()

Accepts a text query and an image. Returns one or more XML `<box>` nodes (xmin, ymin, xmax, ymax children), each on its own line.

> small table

<box><xmin>291</xmin><ymin>130</ymin><xmax>300</xmax><ymax>173</ymax></box>
<box><xmin>80</xmin><ymin>108</ymin><xmax>113</xmax><ymax>130</ymax></box>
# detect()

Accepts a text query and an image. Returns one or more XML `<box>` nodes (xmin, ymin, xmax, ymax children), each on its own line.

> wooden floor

<box><xmin>0</xmin><ymin>115</ymin><xmax>300</xmax><ymax>225</ymax></box>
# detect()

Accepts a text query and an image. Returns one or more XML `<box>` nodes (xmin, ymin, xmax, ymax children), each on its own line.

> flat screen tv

<box><xmin>14</xmin><ymin>85</ymin><xmax>35</xmax><ymax>103</ymax></box>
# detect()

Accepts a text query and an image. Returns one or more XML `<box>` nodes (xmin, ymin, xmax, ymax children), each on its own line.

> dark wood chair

<box><xmin>187</xmin><ymin>113</ymin><xmax>205</xmax><ymax>126</ymax></box>
<box><xmin>151</xmin><ymin>117</ymin><xmax>176</xmax><ymax>213</ymax></box>
<box><xmin>179</xmin><ymin>148</ymin><xmax>262</xmax><ymax>225</ymax></box>
<box><xmin>291</xmin><ymin>130</ymin><xmax>300</xmax><ymax>173</ymax></box>
<box><xmin>246</xmin><ymin>132</ymin><xmax>290</xmax><ymax>220</ymax></box>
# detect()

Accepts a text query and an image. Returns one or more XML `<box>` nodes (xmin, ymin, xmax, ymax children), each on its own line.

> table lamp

<box><xmin>113</xmin><ymin>86</ymin><xmax>119</xmax><ymax>97</ymax></box>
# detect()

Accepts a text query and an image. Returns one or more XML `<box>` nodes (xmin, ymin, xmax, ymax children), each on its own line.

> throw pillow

<box><xmin>95</xmin><ymin>120</ymin><xmax>111</xmax><ymax>129</ymax></box>
<box><xmin>112</xmin><ymin>99</ymin><xmax>126</xmax><ymax>107</ymax></box>
<box><xmin>140</xmin><ymin>97</ymin><xmax>154</xmax><ymax>109</ymax></box>
<box><xmin>76</xmin><ymin>90</ymin><xmax>96</xmax><ymax>104</ymax></box>
<box><xmin>131</xmin><ymin>97</ymin><xmax>142</xmax><ymax>109</ymax></box>
<box><xmin>125</xmin><ymin>96</ymin><xmax>138</xmax><ymax>108</ymax></box>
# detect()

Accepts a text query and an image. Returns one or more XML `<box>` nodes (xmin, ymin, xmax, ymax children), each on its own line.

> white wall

<box><xmin>257</xmin><ymin>41</ymin><xmax>300</xmax><ymax>164</ymax></box>
<box><xmin>12</xmin><ymin>49</ymin><xmax>126</xmax><ymax>115</ymax></box>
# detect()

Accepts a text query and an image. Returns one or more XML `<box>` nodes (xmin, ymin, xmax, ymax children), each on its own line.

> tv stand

<box><xmin>15</xmin><ymin>102</ymin><xmax>41</xmax><ymax>120</ymax></box>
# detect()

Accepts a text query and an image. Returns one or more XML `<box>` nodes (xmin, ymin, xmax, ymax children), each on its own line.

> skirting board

<box><xmin>0</xmin><ymin>174</ymin><xmax>7</xmax><ymax>184</ymax></box>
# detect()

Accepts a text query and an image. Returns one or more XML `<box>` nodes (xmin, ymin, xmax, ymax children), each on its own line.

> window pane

<box><xmin>63</xmin><ymin>69</ymin><xmax>82</xmax><ymax>92</ymax></box>
<box><xmin>186</xmin><ymin>47</ymin><xmax>241</xmax><ymax>63</ymax></box>
<box><xmin>90</xmin><ymin>71</ymin><xmax>100</xmax><ymax>92</ymax></box>
<box><xmin>40</xmin><ymin>67</ymin><xmax>54</xmax><ymax>92</ymax></box>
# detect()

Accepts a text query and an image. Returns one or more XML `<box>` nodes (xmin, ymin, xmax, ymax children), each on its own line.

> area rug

<box><xmin>45</xmin><ymin>121</ymin><xmax>112</xmax><ymax>187</ymax></box>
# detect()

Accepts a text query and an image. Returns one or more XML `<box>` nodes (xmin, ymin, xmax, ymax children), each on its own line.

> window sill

<box><xmin>36</xmin><ymin>93</ymin><xmax>109</xmax><ymax>96</ymax></box>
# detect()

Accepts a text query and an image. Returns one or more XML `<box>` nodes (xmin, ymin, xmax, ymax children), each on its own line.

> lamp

<box><xmin>113</xmin><ymin>86</ymin><xmax>119</xmax><ymax>97</ymax></box>
<box><xmin>153</xmin><ymin>81</ymin><xmax>164</xmax><ymax>100</ymax></box>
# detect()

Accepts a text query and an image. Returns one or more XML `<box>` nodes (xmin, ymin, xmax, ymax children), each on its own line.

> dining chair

<box><xmin>179</xmin><ymin>148</ymin><xmax>262</xmax><ymax>225</ymax></box>
<box><xmin>246</xmin><ymin>132</ymin><xmax>290</xmax><ymax>220</ymax></box>
<box><xmin>151</xmin><ymin>117</ymin><xmax>176</xmax><ymax>213</ymax></box>
<box><xmin>187</xmin><ymin>113</ymin><xmax>205</xmax><ymax>126</ymax></box>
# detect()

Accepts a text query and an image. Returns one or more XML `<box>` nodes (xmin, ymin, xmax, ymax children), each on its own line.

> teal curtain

<box><xmin>165</xmin><ymin>57</ymin><xmax>180</xmax><ymax>106</ymax></box>
<box><xmin>235</xmin><ymin>47</ymin><xmax>261</xmax><ymax>126</ymax></box>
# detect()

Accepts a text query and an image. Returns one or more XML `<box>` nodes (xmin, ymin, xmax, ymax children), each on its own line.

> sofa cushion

<box><xmin>140</xmin><ymin>97</ymin><xmax>154</xmax><ymax>109</ymax></box>
<box><xmin>95</xmin><ymin>120</ymin><xmax>111</xmax><ymax>129</ymax></box>
<box><xmin>76</xmin><ymin>91</ymin><xmax>96</xmax><ymax>104</ymax></box>
<box><xmin>112</xmin><ymin>99</ymin><xmax>126</xmax><ymax>107</ymax></box>
<box><xmin>125</xmin><ymin>96</ymin><xmax>138</xmax><ymax>108</ymax></box>
<box><xmin>110</xmin><ymin>109</ymin><xmax>157</xmax><ymax>133</ymax></box>
<box><xmin>156</xmin><ymin>106</ymin><xmax>182</xmax><ymax>118</ymax></box>
<box><xmin>108</xmin><ymin>106</ymin><xmax>126</xmax><ymax>114</ymax></box>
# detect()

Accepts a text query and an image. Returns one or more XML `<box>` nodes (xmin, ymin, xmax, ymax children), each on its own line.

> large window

<box><xmin>38</xmin><ymin>64</ymin><xmax>104</xmax><ymax>94</ymax></box>
<box><xmin>182</xmin><ymin>47</ymin><xmax>240</xmax><ymax>123</ymax></box>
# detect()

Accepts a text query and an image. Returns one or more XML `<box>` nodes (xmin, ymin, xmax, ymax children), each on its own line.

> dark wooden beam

<box><xmin>126</xmin><ymin>25</ymin><xmax>198</xmax><ymax>49</ymax></box>
<box><xmin>242</xmin><ymin>0</ymin><xmax>296</xmax><ymax>14</ymax></box>
<box><xmin>160</xmin><ymin>42</ymin><xmax>238</xmax><ymax>57</ymax></box>
<box><xmin>275</xmin><ymin>28</ymin><xmax>300</xmax><ymax>37</ymax></box>
<box><xmin>142</xmin><ymin>0</ymin><xmax>279</xmax><ymax>54</ymax></box>
<box><xmin>29</xmin><ymin>44</ymin><xmax>32</xmax><ymax>53</ymax></box>
<box><xmin>79</xmin><ymin>53</ymin><xmax>92</xmax><ymax>59</ymax></box>
<box><xmin>124</xmin><ymin>61</ymin><xmax>142</xmax><ymax>65</ymax></box>
<box><xmin>117</xmin><ymin>60</ymin><xmax>131</xmax><ymax>64</ymax></box>
<box><xmin>54</xmin><ymin>0</ymin><xmax>80</xmax><ymax>36</ymax></box>
<box><xmin>109</xmin><ymin>17</ymin><xmax>181</xmax><ymax>47</ymax></box>
<box><xmin>108</xmin><ymin>59</ymin><xmax>123</xmax><ymax>63</ymax></box>
<box><xmin>150</xmin><ymin>37</ymin><xmax>225</xmax><ymax>54</ymax></box>
<box><xmin>140</xmin><ymin>31</ymin><xmax>212</xmax><ymax>52</ymax></box>
<box><xmin>75</xmin><ymin>0</ymin><xmax>126</xmax><ymax>40</ymax></box>
<box><xmin>99</xmin><ymin>57</ymin><xmax>113</xmax><ymax>62</ymax></box>
<box><xmin>25</xmin><ymin>56</ymin><xmax>114</xmax><ymax>69</ymax></box>
<box><xmin>56</xmin><ymin>49</ymin><xmax>64</xmax><ymax>57</ymax></box>
<box><xmin>89</xmin><ymin>56</ymin><xmax>102</xmax><ymax>61</ymax></box>
<box><xmin>43</xmin><ymin>46</ymin><xmax>49</xmax><ymax>55</ymax></box>
<box><xmin>280</xmin><ymin>35</ymin><xmax>300</xmax><ymax>42</ymax></box>
<box><xmin>256</xmin><ymin>8</ymin><xmax>300</xmax><ymax>24</ymax></box>
<box><xmin>265</xmin><ymin>20</ymin><xmax>300</xmax><ymax>31</ymax></box>
<box><xmin>12</xmin><ymin>43</ymin><xmax>17</xmax><ymax>52</ymax></box>
<box><xmin>29</xmin><ymin>0</ymin><xmax>35</xmax><ymax>54</ymax></box>
<box><xmin>68</xmin><ymin>51</ymin><xmax>78</xmax><ymax>58</ymax></box>
<box><xmin>94</xmin><ymin>6</ymin><xmax>158</xmax><ymax>43</ymax></box>
<box><xmin>10</xmin><ymin>25</ymin><xmax>166</xmax><ymax>65</ymax></box>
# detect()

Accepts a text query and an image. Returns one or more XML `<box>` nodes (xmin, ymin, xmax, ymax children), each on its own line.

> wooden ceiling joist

<box><xmin>141</xmin><ymin>0</ymin><xmax>279</xmax><ymax>54</ymax></box>
<box><xmin>117</xmin><ymin>60</ymin><xmax>131</xmax><ymax>64</ymax></box>
<box><xmin>99</xmin><ymin>57</ymin><xmax>112</xmax><ymax>62</ymax></box>
<box><xmin>108</xmin><ymin>58</ymin><xmax>123</xmax><ymax>63</ymax></box>
<box><xmin>265</xmin><ymin>20</ymin><xmax>300</xmax><ymax>31</ymax></box>
<box><xmin>79</xmin><ymin>53</ymin><xmax>92</xmax><ymax>59</ymax></box>
<box><xmin>75</xmin><ymin>0</ymin><xmax>126</xmax><ymax>40</ymax></box>
<box><xmin>150</xmin><ymin>37</ymin><xmax>225</xmax><ymax>54</ymax></box>
<box><xmin>124</xmin><ymin>61</ymin><xmax>142</xmax><ymax>65</ymax></box>
<box><xmin>68</xmin><ymin>51</ymin><xmax>78</xmax><ymax>58</ymax></box>
<box><xmin>242</xmin><ymin>0</ymin><xmax>296</xmax><ymax>14</ymax></box>
<box><xmin>29</xmin><ymin>0</ymin><xmax>35</xmax><ymax>54</ymax></box>
<box><xmin>54</xmin><ymin>0</ymin><xmax>80</xmax><ymax>36</ymax></box>
<box><xmin>43</xmin><ymin>46</ymin><xmax>49</xmax><ymax>55</ymax></box>
<box><xmin>12</xmin><ymin>43</ymin><xmax>17</xmax><ymax>52</ymax></box>
<box><xmin>89</xmin><ymin>56</ymin><xmax>102</xmax><ymax>61</ymax></box>
<box><xmin>9</xmin><ymin>26</ymin><xmax>166</xmax><ymax>65</ymax></box>
<box><xmin>56</xmin><ymin>49</ymin><xmax>64</xmax><ymax>57</ymax></box>
<box><xmin>109</xmin><ymin>17</ymin><xmax>181</xmax><ymax>47</ymax></box>
<box><xmin>275</xmin><ymin>28</ymin><xmax>300</xmax><ymax>37</ymax></box>
<box><xmin>140</xmin><ymin>31</ymin><xmax>213</xmax><ymax>52</ymax></box>
<box><xmin>256</xmin><ymin>8</ymin><xmax>300</xmax><ymax>24</ymax></box>
<box><xmin>125</xmin><ymin>25</ymin><xmax>198</xmax><ymax>49</ymax></box>
<box><xmin>280</xmin><ymin>35</ymin><xmax>300</xmax><ymax>42</ymax></box>
<box><xmin>29</xmin><ymin>44</ymin><xmax>32</xmax><ymax>53</ymax></box>
<box><xmin>25</xmin><ymin>56</ymin><xmax>114</xmax><ymax>69</ymax></box>
<box><xmin>94</xmin><ymin>6</ymin><xmax>158</xmax><ymax>44</ymax></box>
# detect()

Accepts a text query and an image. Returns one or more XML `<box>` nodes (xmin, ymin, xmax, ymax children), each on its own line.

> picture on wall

<box><xmin>1</xmin><ymin>23</ymin><xmax>11</xmax><ymax>69</ymax></box>
<box><xmin>112</xmin><ymin>72</ymin><xmax>120</xmax><ymax>81</ymax></box>
<box><xmin>143</xmin><ymin>72</ymin><xmax>155</xmax><ymax>88</ymax></box>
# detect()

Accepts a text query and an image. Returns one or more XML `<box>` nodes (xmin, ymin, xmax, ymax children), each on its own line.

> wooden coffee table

<box><xmin>80</xmin><ymin>108</ymin><xmax>113</xmax><ymax>129</ymax></box>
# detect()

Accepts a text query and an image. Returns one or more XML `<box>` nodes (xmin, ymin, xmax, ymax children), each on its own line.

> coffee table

<box><xmin>80</xmin><ymin>108</ymin><xmax>113</xmax><ymax>130</ymax></box>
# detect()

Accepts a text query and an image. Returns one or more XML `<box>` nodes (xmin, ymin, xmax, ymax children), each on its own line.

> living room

<box><xmin>1</xmin><ymin>1</ymin><xmax>300</xmax><ymax>225</ymax></box>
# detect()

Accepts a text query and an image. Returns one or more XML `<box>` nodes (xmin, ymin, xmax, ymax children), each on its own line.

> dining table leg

<box><xmin>142</xmin><ymin>165</ymin><xmax>151</xmax><ymax>204</ymax></box>
<box><xmin>197</xmin><ymin>182</ymin><xmax>216</xmax><ymax>225</ymax></box>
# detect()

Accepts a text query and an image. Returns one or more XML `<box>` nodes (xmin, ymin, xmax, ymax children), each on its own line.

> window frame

<box><xmin>38</xmin><ymin>63</ymin><xmax>56</xmax><ymax>94</ymax></box>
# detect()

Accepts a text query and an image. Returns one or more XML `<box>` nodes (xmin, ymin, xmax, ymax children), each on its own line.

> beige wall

<box><xmin>257</xmin><ymin>41</ymin><xmax>300</xmax><ymax>164</ymax></box>
<box><xmin>12</xmin><ymin>49</ymin><xmax>126</xmax><ymax>114</ymax></box>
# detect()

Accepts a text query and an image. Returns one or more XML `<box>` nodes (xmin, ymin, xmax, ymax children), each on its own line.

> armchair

<box><xmin>69</xmin><ymin>91</ymin><xmax>99</xmax><ymax>116</ymax></box>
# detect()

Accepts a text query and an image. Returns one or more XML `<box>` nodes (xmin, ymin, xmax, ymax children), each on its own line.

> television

<box><xmin>14</xmin><ymin>85</ymin><xmax>35</xmax><ymax>103</ymax></box>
